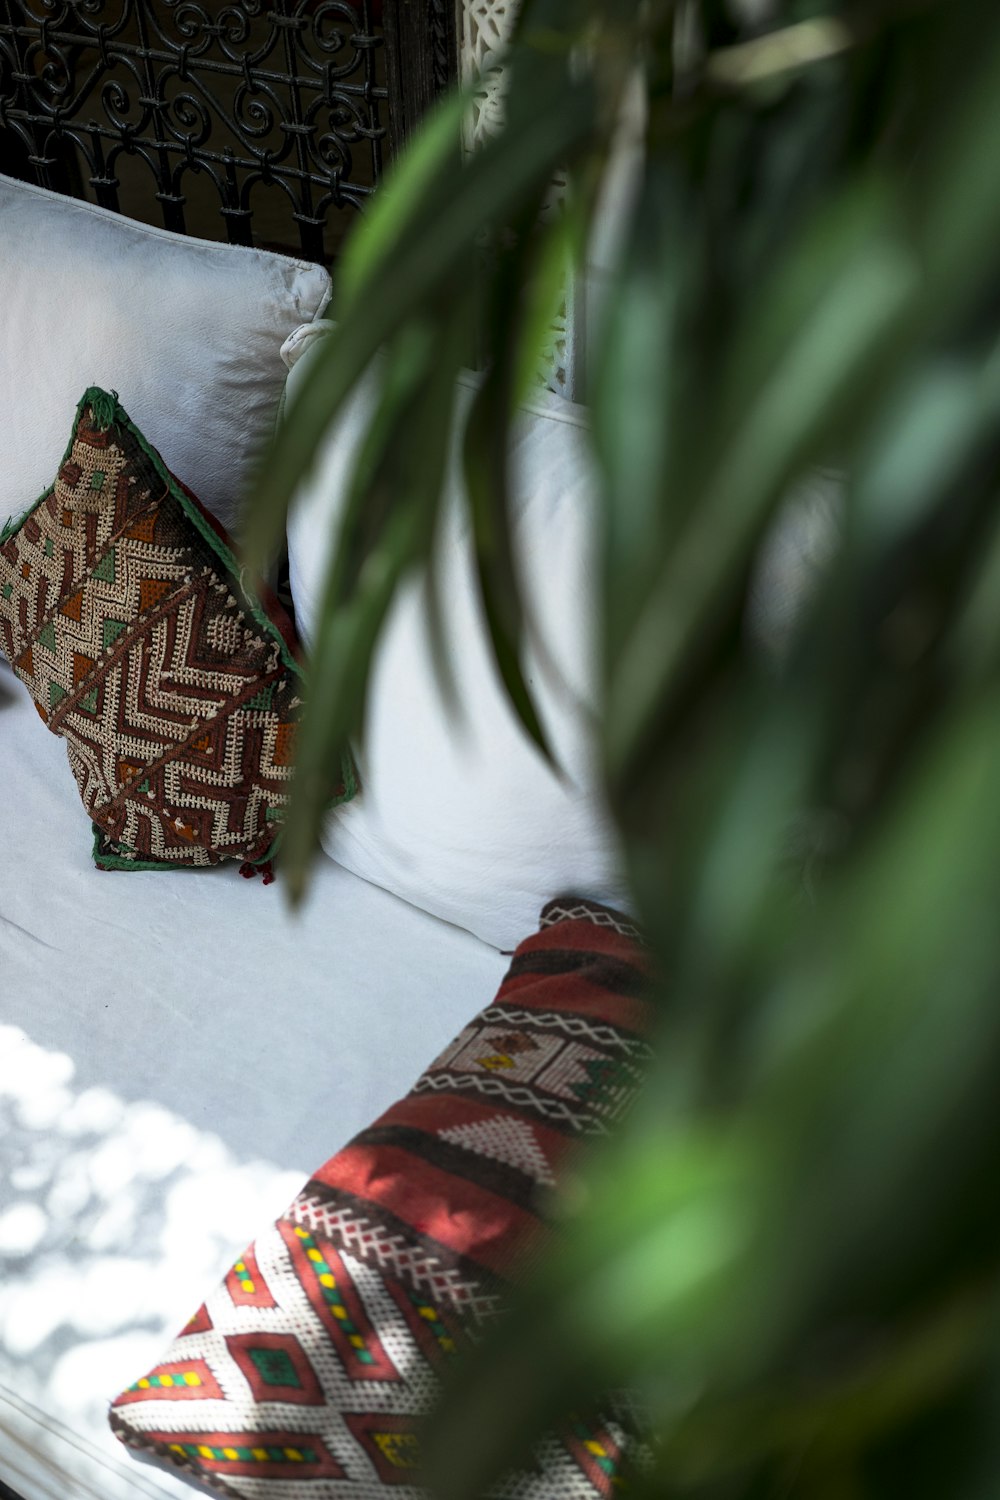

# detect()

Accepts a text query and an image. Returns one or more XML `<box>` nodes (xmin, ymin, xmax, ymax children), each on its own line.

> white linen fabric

<box><xmin>0</xmin><ymin>174</ymin><xmax>331</xmax><ymax>538</ymax></box>
<box><xmin>0</xmin><ymin>659</ymin><xmax>507</xmax><ymax>1500</ymax></box>
<box><xmin>285</xmin><ymin>337</ymin><xmax>630</xmax><ymax>951</ymax></box>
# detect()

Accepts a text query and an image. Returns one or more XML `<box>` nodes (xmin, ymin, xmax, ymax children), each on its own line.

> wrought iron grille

<box><xmin>0</xmin><ymin>1</ymin><xmax>455</xmax><ymax>262</ymax></box>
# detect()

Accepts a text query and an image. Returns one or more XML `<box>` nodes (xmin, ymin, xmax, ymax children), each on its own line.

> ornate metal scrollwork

<box><xmin>0</xmin><ymin>0</ymin><xmax>400</xmax><ymax>261</ymax></box>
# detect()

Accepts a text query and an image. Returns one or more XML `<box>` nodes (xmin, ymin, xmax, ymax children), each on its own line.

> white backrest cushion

<box><xmin>0</xmin><ymin>174</ymin><xmax>331</xmax><ymax>537</ymax></box>
<box><xmin>286</xmin><ymin>338</ymin><xmax>630</xmax><ymax>950</ymax></box>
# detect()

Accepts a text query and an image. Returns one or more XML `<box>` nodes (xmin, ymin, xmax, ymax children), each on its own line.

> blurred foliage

<box><xmin>248</xmin><ymin>0</ymin><xmax>1000</xmax><ymax>1493</ymax></box>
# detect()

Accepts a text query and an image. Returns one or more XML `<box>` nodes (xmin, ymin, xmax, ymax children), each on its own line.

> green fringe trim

<box><xmin>91</xmin><ymin>825</ymin><xmax>189</xmax><ymax>873</ymax></box>
<box><xmin>81</xmin><ymin>386</ymin><xmax>121</xmax><ymax>431</ymax></box>
<box><xmin>0</xmin><ymin>512</ymin><xmax>23</xmax><ymax>545</ymax></box>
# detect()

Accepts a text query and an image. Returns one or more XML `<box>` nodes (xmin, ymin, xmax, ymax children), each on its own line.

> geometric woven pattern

<box><xmin>0</xmin><ymin>388</ymin><xmax>354</xmax><ymax>869</ymax></box>
<box><xmin>110</xmin><ymin>898</ymin><xmax>653</xmax><ymax>1495</ymax></box>
<box><xmin>539</xmin><ymin>899</ymin><xmax>644</xmax><ymax>942</ymax></box>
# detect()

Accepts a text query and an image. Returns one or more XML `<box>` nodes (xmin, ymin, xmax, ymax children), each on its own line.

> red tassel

<box><xmin>239</xmin><ymin>859</ymin><xmax>276</xmax><ymax>885</ymax></box>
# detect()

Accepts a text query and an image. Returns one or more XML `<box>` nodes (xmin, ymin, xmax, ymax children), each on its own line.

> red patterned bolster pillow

<box><xmin>109</xmin><ymin>898</ymin><xmax>653</xmax><ymax>1496</ymax></box>
<box><xmin>0</xmin><ymin>387</ymin><xmax>355</xmax><ymax>870</ymax></box>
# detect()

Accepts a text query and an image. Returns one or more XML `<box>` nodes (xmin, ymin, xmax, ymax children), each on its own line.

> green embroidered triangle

<box><xmin>92</xmin><ymin>548</ymin><xmax>116</xmax><ymax>584</ymax></box>
<box><xmin>102</xmin><ymin>618</ymin><xmax>127</xmax><ymax>650</ymax></box>
<box><xmin>38</xmin><ymin>619</ymin><xmax>57</xmax><ymax>654</ymax></box>
<box><xmin>1</xmin><ymin>582</ymin><xmax>11</xmax><ymax>600</ymax></box>
<box><xmin>137</xmin><ymin>778</ymin><xmax>151</xmax><ymax>795</ymax></box>
<box><xmin>49</xmin><ymin>680</ymin><xmax>66</xmax><ymax>709</ymax></box>
<box><xmin>245</xmin><ymin>683</ymin><xmax>275</xmax><ymax>713</ymax></box>
<box><xmin>43</xmin><ymin>537</ymin><xmax>54</xmax><ymax>557</ymax></box>
<box><xmin>79</xmin><ymin>686</ymin><xmax>99</xmax><ymax>714</ymax></box>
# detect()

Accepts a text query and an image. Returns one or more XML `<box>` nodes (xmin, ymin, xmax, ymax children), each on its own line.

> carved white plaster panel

<box><xmin>460</xmin><ymin>0</ymin><xmax>518</xmax><ymax>148</ymax></box>
<box><xmin>458</xmin><ymin>0</ymin><xmax>578</xmax><ymax>396</ymax></box>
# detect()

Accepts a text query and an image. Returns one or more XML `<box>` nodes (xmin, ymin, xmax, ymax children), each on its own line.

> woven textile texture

<box><xmin>0</xmin><ymin>388</ymin><xmax>354</xmax><ymax>869</ymax></box>
<box><xmin>109</xmin><ymin>898</ymin><xmax>653</xmax><ymax>1496</ymax></box>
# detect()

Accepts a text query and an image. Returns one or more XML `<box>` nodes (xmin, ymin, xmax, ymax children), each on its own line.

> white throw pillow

<box><xmin>0</xmin><ymin>174</ymin><xmax>331</xmax><ymax>538</ymax></box>
<box><xmin>286</xmin><ymin>337</ymin><xmax>630</xmax><ymax>950</ymax></box>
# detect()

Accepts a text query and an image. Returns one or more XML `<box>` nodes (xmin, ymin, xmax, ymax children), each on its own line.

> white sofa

<box><xmin>0</xmin><ymin>163</ymin><xmax>631</xmax><ymax>1495</ymax></box>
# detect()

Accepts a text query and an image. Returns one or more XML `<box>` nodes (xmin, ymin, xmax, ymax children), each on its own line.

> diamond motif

<box><xmin>250</xmin><ymin>1347</ymin><xmax>300</xmax><ymax>1387</ymax></box>
<box><xmin>226</xmin><ymin>1332</ymin><xmax>325</xmax><ymax>1406</ymax></box>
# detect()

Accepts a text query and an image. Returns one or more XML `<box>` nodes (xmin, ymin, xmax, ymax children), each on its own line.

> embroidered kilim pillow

<box><xmin>0</xmin><ymin>387</ymin><xmax>354</xmax><ymax>870</ymax></box>
<box><xmin>109</xmin><ymin>899</ymin><xmax>653</xmax><ymax>1496</ymax></box>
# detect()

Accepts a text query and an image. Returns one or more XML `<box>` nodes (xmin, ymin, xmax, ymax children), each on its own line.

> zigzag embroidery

<box><xmin>540</xmin><ymin>901</ymin><xmax>644</xmax><ymax>941</ymax></box>
<box><xmin>411</xmin><ymin>1072</ymin><xmax>613</xmax><ymax>1135</ymax></box>
<box><xmin>286</xmin><ymin>1195</ymin><xmax>503</xmax><ymax>1325</ymax></box>
<box><xmin>479</xmin><ymin>1005</ymin><xmax>653</xmax><ymax>1056</ymax></box>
